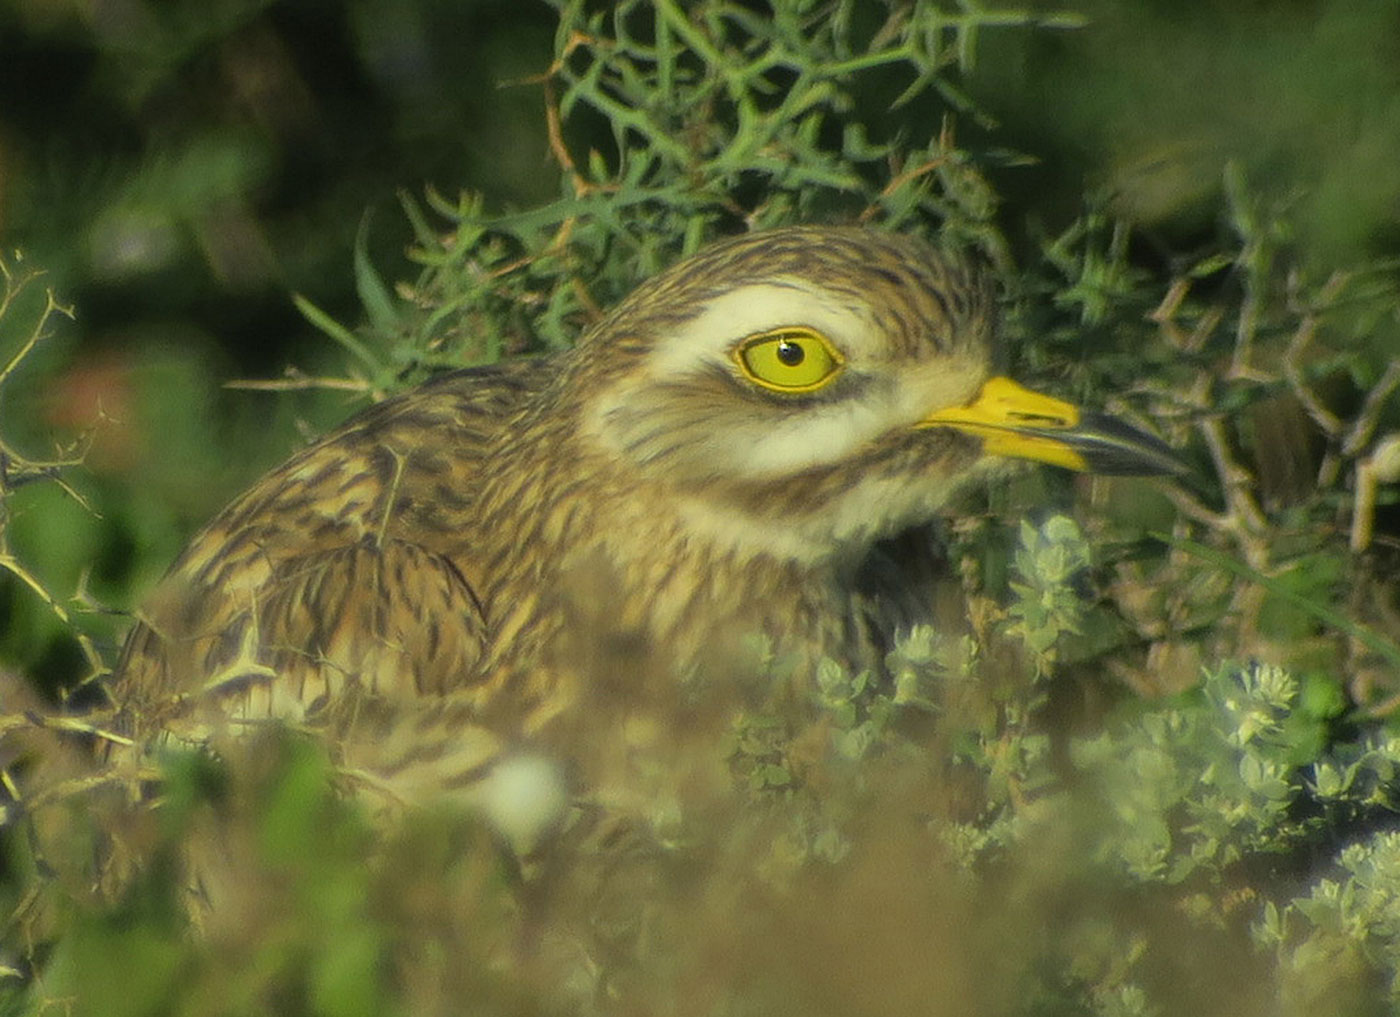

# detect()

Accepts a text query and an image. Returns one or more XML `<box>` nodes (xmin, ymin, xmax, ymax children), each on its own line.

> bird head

<box><xmin>565</xmin><ymin>227</ymin><xmax>1179</xmax><ymax>565</ymax></box>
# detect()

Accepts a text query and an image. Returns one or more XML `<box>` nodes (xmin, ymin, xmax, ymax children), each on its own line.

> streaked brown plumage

<box><xmin>111</xmin><ymin>226</ymin><xmax>1177</xmax><ymax>831</ymax></box>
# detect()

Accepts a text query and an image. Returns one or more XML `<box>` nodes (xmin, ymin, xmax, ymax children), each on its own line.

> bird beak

<box><xmin>917</xmin><ymin>376</ymin><xmax>1186</xmax><ymax>476</ymax></box>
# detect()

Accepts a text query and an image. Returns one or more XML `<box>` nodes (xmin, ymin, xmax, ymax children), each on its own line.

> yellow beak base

<box><xmin>918</xmin><ymin>376</ymin><xmax>1185</xmax><ymax>477</ymax></box>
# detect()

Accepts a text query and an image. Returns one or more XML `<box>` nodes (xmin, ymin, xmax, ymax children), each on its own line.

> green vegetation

<box><xmin>4</xmin><ymin>1</ymin><xmax>1400</xmax><ymax>1014</ymax></box>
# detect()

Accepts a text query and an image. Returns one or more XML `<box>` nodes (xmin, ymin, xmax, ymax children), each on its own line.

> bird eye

<box><xmin>734</xmin><ymin>329</ymin><xmax>844</xmax><ymax>393</ymax></box>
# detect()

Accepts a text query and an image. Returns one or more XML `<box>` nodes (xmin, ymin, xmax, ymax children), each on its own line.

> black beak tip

<box><xmin>1075</xmin><ymin>412</ymin><xmax>1192</xmax><ymax>478</ymax></box>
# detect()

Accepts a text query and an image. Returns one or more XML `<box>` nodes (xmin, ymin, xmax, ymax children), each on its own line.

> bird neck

<box><xmin>472</xmin><ymin>425</ymin><xmax>865</xmax><ymax>686</ymax></box>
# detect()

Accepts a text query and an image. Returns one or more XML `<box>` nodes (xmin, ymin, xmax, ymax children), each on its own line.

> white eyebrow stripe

<box><xmin>645</xmin><ymin>281</ymin><xmax>879</xmax><ymax>381</ymax></box>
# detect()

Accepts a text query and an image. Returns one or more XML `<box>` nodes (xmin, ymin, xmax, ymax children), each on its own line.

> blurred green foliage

<box><xmin>3</xmin><ymin>0</ymin><xmax>1400</xmax><ymax>1014</ymax></box>
<box><xmin>0</xmin><ymin>0</ymin><xmax>560</xmax><ymax>684</ymax></box>
<box><xmin>972</xmin><ymin>0</ymin><xmax>1400</xmax><ymax>268</ymax></box>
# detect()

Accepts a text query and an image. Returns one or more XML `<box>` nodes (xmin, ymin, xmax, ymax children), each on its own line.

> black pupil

<box><xmin>776</xmin><ymin>339</ymin><xmax>805</xmax><ymax>367</ymax></box>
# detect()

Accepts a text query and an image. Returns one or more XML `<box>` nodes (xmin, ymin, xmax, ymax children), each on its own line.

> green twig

<box><xmin>1162</xmin><ymin>534</ymin><xmax>1400</xmax><ymax>673</ymax></box>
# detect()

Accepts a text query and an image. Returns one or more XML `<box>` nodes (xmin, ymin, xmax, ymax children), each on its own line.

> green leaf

<box><xmin>353</xmin><ymin>213</ymin><xmax>402</xmax><ymax>338</ymax></box>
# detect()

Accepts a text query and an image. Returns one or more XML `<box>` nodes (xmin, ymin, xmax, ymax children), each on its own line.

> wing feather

<box><xmin>116</xmin><ymin>538</ymin><xmax>486</xmax><ymax>747</ymax></box>
<box><xmin>112</xmin><ymin>358</ymin><xmax>552</xmax><ymax>751</ymax></box>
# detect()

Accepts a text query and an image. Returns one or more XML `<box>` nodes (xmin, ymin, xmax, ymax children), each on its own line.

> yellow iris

<box><xmin>734</xmin><ymin>329</ymin><xmax>844</xmax><ymax>393</ymax></box>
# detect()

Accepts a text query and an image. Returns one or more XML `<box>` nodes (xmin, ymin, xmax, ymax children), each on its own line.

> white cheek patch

<box><xmin>702</xmin><ymin>398</ymin><xmax>890</xmax><ymax>478</ymax></box>
<box><xmin>699</xmin><ymin>358</ymin><xmax>988</xmax><ymax>481</ymax></box>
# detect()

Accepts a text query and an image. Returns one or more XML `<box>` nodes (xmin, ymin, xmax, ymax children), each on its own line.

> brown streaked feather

<box><xmin>117</xmin><ymin>540</ymin><xmax>489</xmax><ymax>747</ymax></box>
<box><xmin>112</xmin><ymin>356</ymin><xmax>552</xmax><ymax>749</ymax></box>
